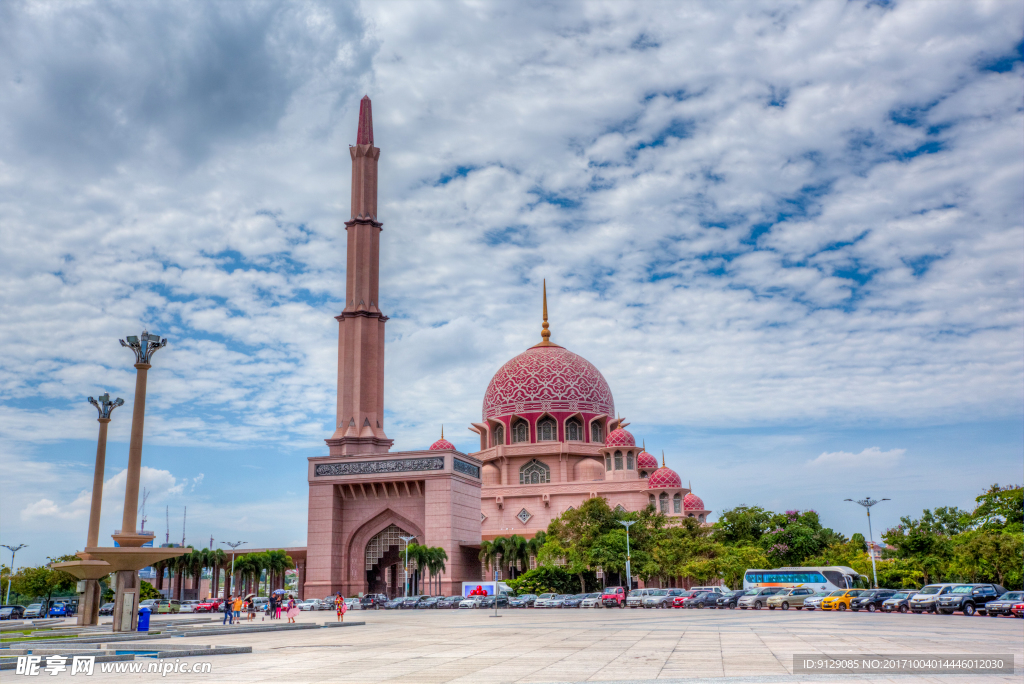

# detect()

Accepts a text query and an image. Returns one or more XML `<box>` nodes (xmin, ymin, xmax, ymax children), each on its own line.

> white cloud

<box><xmin>808</xmin><ymin>446</ymin><xmax>907</xmax><ymax>469</ymax></box>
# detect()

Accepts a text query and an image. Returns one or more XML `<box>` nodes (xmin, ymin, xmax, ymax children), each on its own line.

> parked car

<box><xmin>683</xmin><ymin>591</ymin><xmax>718</xmax><ymax>609</ymax></box>
<box><xmin>1012</xmin><ymin>602</ymin><xmax>1024</xmax><ymax>618</ymax></box>
<box><xmin>820</xmin><ymin>589</ymin><xmax>867</xmax><ymax>611</ymax></box>
<box><xmin>643</xmin><ymin>588</ymin><xmax>685</xmax><ymax>609</ymax></box>
<box><xmin>738</xmin><ymin>587</ymin><xmax>784</xmax><ymax>610</ymax></box>
<box><xmin>672</xmin><ymin>590</ymin><xmax>702</xmax><ymax>608</ymax></box>
<box><xmin>399</xmin><ymin>595</ymin><xmax>428</xmax><ymax>609</ymax></box>
<box><xmin>626</xmin><ymin>588</ymin><xmax>657</xmax><ymax>608</ymax></box>
<box><xmin>802</xmin><ymin>592</ymin><xmax>831</xmax><ymax>611</ymax></box>
<box><xmin>508</xmin><ymin>594</ymin><xmax>537</xmax><ymax>608</ymax></box>
<box><xmin>580</xmin><ymin>593</ymin><xmax>604</xmax><ymax>608</ymax></box>
<box><xmin>298</xmin><ymin>599</ymin><xmax>321</xmax><ymax>611</ymax></box>
<box><xmin>360</xmin><ymin>593</ymin><xmax>389</xmax><ymax>610</ymax></box>
<box><xmin>415</xmin><ymin>596</ymin><xmax>440</xmax><ymax>609</ymax></box>
<box><xmin>23</xmin><ymin>604</ymin><xmax>44</xmax><ymax>619</ymax></box>
<box><xmin>881</xmin><ymin>591</ymin><xmax>917</xmax><ymax>613</ymax></box>
<box><xmin>459</xmin><ymin>596</ymin><xmax>484</xmax><ymax>609</ymax></box>
<box><xmin>908</xmin><ymin>584</ymin><xmax>958</xmax><ymax>614</ymax></box>
<box><xmin>767</xmin><ymin>587</ymin><xmax>817</xmax><ymax>610</ymax></box>
<box><xmin>548</xmin><ymin>595</ymin><xmax>571</xmax><ymax>608</ymax></box>
<box><xmin>983</xmin><ymin>591</ymin><xmax>1024</xmax><ymax>617</ymax></box>
<box><xmin>561</xmin><ymin>594</ymin><xmax>586</xmax><ymax>608</ymax></box>
<box><xmin>533</xmin><ymin>593</ymin><xmax>558</xmax><ymax>608</ymax></box>
<box><xmin>47</xmin><ymin>602</ymin><xmax>69</xmax><ymax>617</ymax></box>
<box><xmin>98</xmin><ymin>602</ymin><xmax>115</xmax><ymax>616</ymax></box>
<box><xmin>252</xmin><ymin>597</ymin><xmax>270</xmax><ymax>613</ymax></box>
<box><xmin>937</xmin><ymin>584</ymin><xmax>1007</xmax><ymax>616</ymax></box>
<box><xmin>601</xmin><ymin>587</ymin><xmax>627</xmax><ymax>608</ymax></box>
<box><xmin>691</xmin><ymin>586</ymin><xmax>726</xmax><ymax>595</ymax></box>
<box><xmin>850</xmin><ymin>589</ymin><xmax>898</xmax><ymax>612</ymax></box>
<box><xmin>178</xmin><ymin>600</ymin><xmax>200</xmax><ymax>614</ymax></box>
<box><xmin>195</xmin><ymin>599</ymin><xmax>222</xmax><ymax>613</ymax></box>
<box><xmin>0</xmin><ymin>605</ymin><xmax>26</xmax><ymax>620</ymax></box>
<box><xmin>714</xmin><ymin>590</ymin><xmax>747</xmax><ymax>609</ymax></box>
<box><xmin>437</xmin><ymin>596</ymin><xmax>463</xmax><ymax>609</ymax></box>
<box><xmin>383</xmin><ymin>597</ymin><xmax>405</xmax><ymax>609</ymax></box>
<box><xmin>153</xmin><ymin>599</ymin><xmax>182</xmax><ymax>614</ymax></box>
<box><xmin>479</xmin><ymin>595</ymin><xmax>510</xmax><ymax>609</ymax></box>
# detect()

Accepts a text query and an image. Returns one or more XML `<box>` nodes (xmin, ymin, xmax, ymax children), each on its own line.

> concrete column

<box><xmin>296</xmin><ymin>561</ymin><xmax>306</xmax><ymax>600</ymax></box>
<box><xmin>111</xmin><ymin>570</ymin><xmax>139</xmax><ymax>632</ymax></box>
<box><xmin>87</xmin><ymin>418</ymin><xmax>110</xmax><ymax>550</ymax></box>
<box><xmin>118</xmin><ymin>363</ymin><xmax>150</xmax><ymax>542</ymax></box>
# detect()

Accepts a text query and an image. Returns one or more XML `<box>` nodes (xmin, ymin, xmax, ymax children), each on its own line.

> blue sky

<box><xmin>1</xmin><ymin>1</ymin><xmax>1022</xmax><ymax>566</ymax></box>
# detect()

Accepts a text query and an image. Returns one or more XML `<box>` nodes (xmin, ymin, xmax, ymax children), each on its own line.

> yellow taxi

<box><xmin>820</xmin><ymin>589</ymin><xmax>867</xmax><ymax>611</ymax></box>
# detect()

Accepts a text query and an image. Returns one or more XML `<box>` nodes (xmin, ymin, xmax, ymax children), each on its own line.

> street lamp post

<box><xmin>618</xmin><ymin>520</ymin><xmax>636</xmax><ymax>591</ymax></box>
<box><xmin>844</xmin><ymin>497</ymin><xmax>890</xmax><ymax>589</ymax></box>
<box><xmin>399</xmin><ymin>535</ymin><xmax>416</xmax><ymax>597</ymax></box>
<box><xmin>221</xmin><ymin>542</ymin><xmax>246</xmax><ymax>598</ymax></box>
<box><xmin>2</xmin><ymin>544</ymin><xmax>27</xmax><ymax>605</ymax></box>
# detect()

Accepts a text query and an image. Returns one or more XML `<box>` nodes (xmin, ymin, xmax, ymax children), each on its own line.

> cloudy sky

<box><xmin>1</xmin><ymin>1</ymin><xmax>1021</xmax><ymax>566</ymax></box>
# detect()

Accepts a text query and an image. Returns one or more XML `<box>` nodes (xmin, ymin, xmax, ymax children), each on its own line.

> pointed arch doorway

<box><xmin>365</xmin><ymin>523</ymin><xmax>414</xmax><ymax>598</ymax></box>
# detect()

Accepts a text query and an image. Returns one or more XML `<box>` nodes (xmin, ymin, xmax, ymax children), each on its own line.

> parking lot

<box><xmin>71</xmin><ymin>605</ymin><xmax>1024</xmax><ymax>683</ymax></box>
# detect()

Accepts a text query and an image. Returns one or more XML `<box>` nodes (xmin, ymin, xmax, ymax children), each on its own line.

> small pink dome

<box><xmin>429</xmin><ymin>438</ymin><xmax>455</xmax><ymax>451</ymax></box>
<box><xmin>648</xmin><ymin>466</ymin><xmax>682</xmax><ymax>489</ymax></box>
<box><xmin>684</xmin><ymin>491</ymin><xmax>705</xmax><ymax>511</ymax></box>
<box><xmin>636</xmin><ymin>451</ymin><xmax>658</xmax><ymax>469</ymax></box>
<box><xmin>605</xmin><ymin>428</ymin><xmax>635</xmax><ymax>447</ymax></box>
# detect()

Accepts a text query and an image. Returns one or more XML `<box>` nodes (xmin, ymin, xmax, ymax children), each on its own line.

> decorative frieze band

<box><xmin>453</xmin><ymin>458</ymin><xmax>481</xmax><ymax>479</ymax></box>
<box><xmin>315</xmin><ymin>457</ymin><xmax>444</xmax><ymax>477</ymax></box>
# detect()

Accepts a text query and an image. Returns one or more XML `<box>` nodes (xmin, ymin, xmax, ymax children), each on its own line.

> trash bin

<box><xmin>137</xmin><ymin>606</ymin><xmax>151</xmax><ymax>632</ymax></box>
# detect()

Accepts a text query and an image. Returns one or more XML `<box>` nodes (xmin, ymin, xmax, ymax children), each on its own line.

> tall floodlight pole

<box><xmin>399</xmin><ymin>535</ymin><xmax>416</xmax><ymax>598</ymax></box>
<box><xmin>619</xmin><ymin>520</ymin><xmax>636</xmax><ymax>591</ymax></box>
<box><xmin>222</xmin><ymin>542</ymin><xmax>246</xmax><ymax>597</ymax></box>
<box><xmin>2</xmin><ymin>544</ymin><xmax>27</xmax><ymax>605</ymax></box>
<box><xmin>85</xmin><ymin>395</ymin><xmax>124</xmax><ymax>551</ymax></box>
<box><xmin>115</xmin><ymin>331</ymin><xmax>167</xmax><ymax>546</ymax></box>
<box><xmin>844</xmin><ymin>497</ymin><xmax>890</xmax><ymax>589</ymax></box>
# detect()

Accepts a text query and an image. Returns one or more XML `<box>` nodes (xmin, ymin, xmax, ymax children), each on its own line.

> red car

<box><xmin>672</xmin><ymin>591</ymin><xmax>701</xmax><ymax>608</ymax></box>
<box><xmin>601</xmin><ymin>587</ymin><xmax>627</xmax><ymax>608</ymax></box>
<box><xmin>1012</xmin><ymin>603</ymin><xmax>1024</xmax><ymax>618</ymax></box>
<box><xmin>195</xmin><ymin>599</ymin><xmax>222</xmax><ymax>613</ymax></box>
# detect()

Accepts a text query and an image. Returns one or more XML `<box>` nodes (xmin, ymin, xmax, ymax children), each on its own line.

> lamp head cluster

<box><xmin>88</xmin><ymin>393</ymin><xmax>124</xmax><ymax>419</ymax></box>
<box><xmin>120</xmin><ymin>330</ymin><xmax>168</xmax><ymax>364</ymax></box>
<box><xmin>845</xmin><ymin>497</ymin><xmax>890</xmax><ymax>508</ymax></box>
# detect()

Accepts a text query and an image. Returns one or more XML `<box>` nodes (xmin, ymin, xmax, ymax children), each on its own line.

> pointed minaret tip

<box><xmin>661</xmin><ymin>450</ymin><xmax>666</xmax><ymax>467</ymax></box>
<box><xmin>441</xmin><ymin>424</ymin><xmax>444</xmax><ymax>440</ymax></box>
<box><xmin>357</xmin><ymin>95</ymin><xmax>374</xmax><ymax>145</ymax></box>
<box><xmin>533</xmin><ymin>278</ymin><xmax>558</xmax><ymax>347</ymax></box>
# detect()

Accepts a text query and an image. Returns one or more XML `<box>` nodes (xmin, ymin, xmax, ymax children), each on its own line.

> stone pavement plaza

<box><xmin>87</xmin><ymin>608</ymin><xmax>1021</xmax><ymax>684</ymax></box>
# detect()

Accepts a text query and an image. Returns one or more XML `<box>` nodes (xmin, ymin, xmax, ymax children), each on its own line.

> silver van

<box><xmin>737</xmin><ymin>587</ymin><xmax>784</xmax><ymax>610</ymax></box>
<box><xmin>626</xmin><ymin>588</ymin><xmax>656</xmax><ymax>608</ymax></box>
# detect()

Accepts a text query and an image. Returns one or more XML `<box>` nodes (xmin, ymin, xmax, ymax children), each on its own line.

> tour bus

<box><xmin>742</xmin><ymin>566</ymin><xmax>868</xmax><ymax>592</ymax></box>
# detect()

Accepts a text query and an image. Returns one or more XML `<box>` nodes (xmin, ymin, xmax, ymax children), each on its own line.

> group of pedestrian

<box><xmin>219</xmin><ymin>592</ymin><xmax>347</xmax><ymax>625</ymax></box>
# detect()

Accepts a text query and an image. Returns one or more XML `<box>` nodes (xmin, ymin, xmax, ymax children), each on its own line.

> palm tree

<box><xmin>427</xmin><ymin>547</ymin><xmax>448</xmax><ymax>595</ymax></box>
<box><xmin>526</xmin><ymin>531</ymin><xmax>547</xmax><ymax>573</ymax></box>
<box><xmin>504</xmin><ymin>535</ymin><xmax>528</xmax><ymax>579</ymax></box>
<box><xmin>478</xmin><ymin>540</ymin><xmax>497</xmax><ymax>579</ymax></box>
<box><xmin>208</xmin><ymin>549</ymin><xmax>226</xmax><ymax>598</ymax></box>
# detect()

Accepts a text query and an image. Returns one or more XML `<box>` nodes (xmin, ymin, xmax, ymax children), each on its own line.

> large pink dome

<box><xmin>648</xmin><ymin>466</ymin><xmax>682</xmax><ymax>489</ymax></box>
<box><xmin>482</xmin><ymin>345</ymin><xmax>614</xmax><ymax>421</ymax></box>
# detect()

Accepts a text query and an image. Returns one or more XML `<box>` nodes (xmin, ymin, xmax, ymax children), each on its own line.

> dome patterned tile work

<box><xmin>683</xmin><ymin>491</ymin><xmax>705</xmax><ymax>511</ymax></box>
<box><xmin>605</xmin><ymin>427</ymin><xmax>635</xmax><ymax>447</ymax></box>
<box><xmin>636</xmin><ymin>451</ymin><xmax>658</xmax><ymax>469</ymax></box>
<box><xmin>429</xmin><ymin>438</ymin><xmax>455</xmax><ymax>450</ymax></box>
<box><xmin>648</xmin><ymin>466</ymin><xmax>683</xmax><ymax>489</ymax></box>
<box><xmin>482</xmin><ymin>345</ymin><xmax>614</xmax><ymax>421</ymax></box>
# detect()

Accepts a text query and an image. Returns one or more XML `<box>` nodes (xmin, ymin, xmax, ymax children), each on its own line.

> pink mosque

<box><xmin>302</xmin><ymin>97</ymin><xmax>710</xmax><ymax>599</ymax></box>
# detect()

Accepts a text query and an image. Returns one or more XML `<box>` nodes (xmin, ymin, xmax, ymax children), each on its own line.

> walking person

<box><xmin>222</xmin><ymin>595</ymin><xmax>233</xmax><ymax>625</ymax></box>
<box><xmin>233</xmin><ymin>594</ymin><xmax>242</xmax><ymax>622</ymax></box>
<box><xmin>286</xmin><ymin>596</ymin><xmax>299</xmax><ymax>624</ymax></box>
<box><xmin>247</xmin><ymin>598</ymin><xmax>256</xmax><ymax>622</ymax></box>
<box><xmin>336</xmin><ymin>593</ymin><xmax>347</xmax><ymax>622</ymax></box>
<box><xmin>274</xmin><ymin>594</ymin><xmax>283</xmax><ymax>620</ymax></box>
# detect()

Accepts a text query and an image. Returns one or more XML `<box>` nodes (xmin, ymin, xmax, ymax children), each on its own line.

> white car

<box><xmin>344</xmin><ymin>598</ymin><xmax>361</xmax><ymax>611</ymax></box>
<box><xmin>298</xmin><ymin>599</ymin><xmax>321</xmax><ymax>611</ymax></box>
<box><xmin>178</xmin><ymin>600</ymin><xmax>199</xmax><ymax>613</ymax></box>
<box><xmin>626</xmin><ymin>589</ymin><xmax>656</xmax><ymax>607</ymax></box>
<box><xmin>459</xmin><ymin>597</ymin><xmax>483</xmax><ymax>609</ymax></box>
<box><xmin>691</xmin><ymin>586</ymin><xmax>725</xmax><ymax>594</ymax></box>
<box><xmin>533</xmin><ymin>593</ymin><xmax>558</xmax><ymax>608</ymax></box>
<box><xmin>802</xmin><ymin>592</ymin><xmax>830</xmax><ymax>611</ymax></box>
<box><xmin>580</xmin><ymin>593</ymin><xmax>603</xmax><ymax>608</ymax></box>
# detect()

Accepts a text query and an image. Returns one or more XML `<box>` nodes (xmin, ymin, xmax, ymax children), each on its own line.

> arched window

<box><xmin>626</xmin><ymin>451</ymin><xmax>635</xmax><ymax>470</ymax></box>
<box><xmin>590</xmin><ymin>421</ymin><xmax>603</xmax><ymax>443</ymax></box>
<box><xmin>640</xmin><ymin>470</ymin><xmax>649</xmax><ymax>478</ymax></box>
<box><xmin>614</xmin><ymin>504</ymin><xmax>626</xmax><ymax>513</ymax></box>
<box><xmin>519</xmin><ymin>459</ymin><xmax>550</xmax><ymax>485</ymax></box>
<box><xmin>698</xmin><ymin>514</ymin><xmax>705</xmax><ymax>523</ymax></box>
<box><xmin>687</xmin><ymin>513</ymin><xmax>695</xmax><ymax>518</ymax></box>
<box><xmin>659</xmin><ymin>492</ymin><xmax>669</xmax><ymax>513</ymax></box>
<box><xmin>614</xmin><ymin>450</ymin><xmax>623</xmax><ymax>470</ymax></box>
<box><xmin>511</xmin><ymin>420</ymin><xmax>529</xmax><ymax>444</ymax></box>
<box><xmin>538</xmin><ymin>417</ymin><xmax>556</xmax><ymax>441</ymax></box>
<box><xmin>648</xmin><ymin>494</ymin><xmax>655</xmax><ymax>507</ymax></box>
<box><xmin>566</xmin><ymin>418</ymin><xmax>583</xmax><ymax>441</ymax></box>
<box><xmin>492</xmin><ymin>425</ymin><xmax>504</xmax><ymax>447</ymax></box>
<box><xmin>604</xmin><ymin>453</ymin><xmax>612</xmax><ymax>471</ymax></box>
<box><xmin>673</xmin><ymin>493</ymin><xmax>682</xmax><ymax>513</ymax></box>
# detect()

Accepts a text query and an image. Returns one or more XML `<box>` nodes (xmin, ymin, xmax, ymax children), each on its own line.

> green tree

<box><xmin>139</xmin><ymin>580</ymin><xmax>161</xmax><ymax>601</ymax></box>
<box><xmin>713</xmin><ymin>505</ymin><xmax>773</xmax><ymax>545</ymax></box>
<box><xmin>505</xmin><ymin>566</ymin><xmax>596</xmax><ymax>594</ymax></box>
<box><xmin>542</xmin><ymin>497</ymin><xmax>617</xmax><ymax>592</ymax></box>
<box><xmin>882</xmin><ymin>513</ymin><xmax>956</xmax><ymax>584</ymax></box>
<box><xmin>12</xmin><ymin>556</ymin><xmax>79</xmax><ymax>610</ymax></box>
<box><xmin>970</xmin><ymin>484</ymin><xmax>1024</xmax><ymax>533</ymax></box>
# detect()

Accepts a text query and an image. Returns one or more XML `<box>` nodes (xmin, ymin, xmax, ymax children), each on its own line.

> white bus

<box><xmin>742</xmin><ymin>566</ymin><xmax>868</xmax><ymax>592</ymax></box>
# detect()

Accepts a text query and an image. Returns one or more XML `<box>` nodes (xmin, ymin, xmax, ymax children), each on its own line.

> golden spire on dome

<box><xmin>441</xmin><ymin>425</ymin><xmax>444</xmax><ymax>439</ymax></box>
<box><xmin>537</xmin><ymin>279</ymin><xmax>553</xmax><ymax>346</ymax></box>
<box><xmin>661</xmin><ymin>450</ymin><xmax>666</xmax><ymax>467</ymax></box>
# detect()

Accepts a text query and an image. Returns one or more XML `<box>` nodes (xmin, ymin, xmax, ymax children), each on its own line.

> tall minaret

<box><xmin>326</xmin><ymin>96</ymin><xmax>394</xmax><ymax>456</ymax></box>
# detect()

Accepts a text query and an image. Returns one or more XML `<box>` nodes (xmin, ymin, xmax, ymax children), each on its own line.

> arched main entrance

<box><xmin>365</xmin><ymin>524</ymin><xmax>413</xmax><ymax>598</ymax></box>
